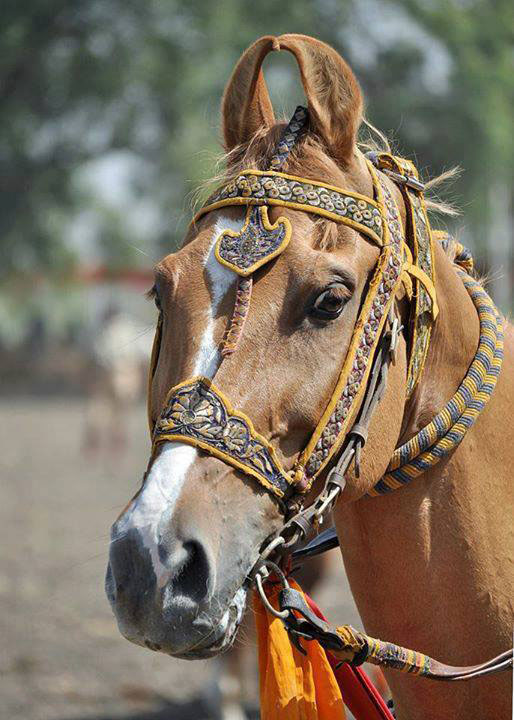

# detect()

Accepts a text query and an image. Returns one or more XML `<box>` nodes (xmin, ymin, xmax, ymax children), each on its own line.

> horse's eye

<box><xmin>310</xmin><ymin>284</ymin><xmax>348</xmax><ymax>321</ymax></box>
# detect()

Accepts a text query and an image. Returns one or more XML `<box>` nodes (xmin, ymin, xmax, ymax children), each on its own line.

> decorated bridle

<box><xmin>148</xmin><ymin>108</ymin><xmax>511</xmax><ymax>680</ymax></box>
<box><xmin>151</xmin><ymin>106</ymin><xmax>500</xmax><ymax>506</ymax></box>
<box><xmin>151</xmin><ymin>108</ymin><xmax>429</xmax><ymax>498</ymax></box>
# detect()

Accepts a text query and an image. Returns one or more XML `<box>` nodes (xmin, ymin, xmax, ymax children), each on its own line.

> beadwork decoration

<box><xmin>197</xmin><ymin>170</ymin><xmax>384</xmax><ymax>247</ymax></box>
<box><xmin>215</xmin><ymin>205</ymin><xmax>291</xmax><ymax>276</ymax></box>
<box><xmin>154</xmin><ymin>378</ymin><xmax>293</xmax><ymax>499</ymax></box>
<box><xmin>403</xmin><ymin>165</ymin><xmax>436</xmax><ymax>397</ymax></box>
<box><xmin>296</xmin><ymin>167</ymin><xmax>404</xmax><ymax>485</ymax></box>
<box><xmin>367</xmin><ymin>152</ymin><xmax>438</xmax><ymax>397</ymax></box>
<box><xmin>221</xmin><ymin>276</ymin><xmax>253</xmax><ymax>357</ymax></box>
<box><xmin>269</xmin><ymin>106</ymin><xmax>308</xmax><ymax>170</ymax></box>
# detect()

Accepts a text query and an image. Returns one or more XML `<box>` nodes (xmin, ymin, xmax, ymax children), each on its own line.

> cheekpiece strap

<box><xmin>153</xmin><ymin>377</ymin><xmax>293</xmax><ymax>500</ymax></box>
<box><xmin>367</xmin><ymin>151</ymin><xmax>438</xmax><ymax>396</ymax></box>
<box><xmin>292</xmin><ymin>164</ymin><xmax>405</xmax><ymax>488</ymax></box>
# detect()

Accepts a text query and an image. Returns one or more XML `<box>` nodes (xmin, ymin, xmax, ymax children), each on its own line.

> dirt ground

<box><xmin>1</xmin><ymin>398</ymin><xmax>362</xmax><ymax>720</ymax></box>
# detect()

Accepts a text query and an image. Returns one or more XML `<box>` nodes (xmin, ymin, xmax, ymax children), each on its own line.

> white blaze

<box><xmin>192</xmin><ymin>215</ymin><xmax>241</xmax><ymax>377</ymax></box>
<box><xmin>117</xmin><ymin>216</ymin><xmax>242</xmax><ymax>584</ymax></box>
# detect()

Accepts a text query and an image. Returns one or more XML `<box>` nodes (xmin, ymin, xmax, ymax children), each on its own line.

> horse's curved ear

<box><xmin>222</xmin><ymin>36</ymin><xmax>277</xmax><ymax>151</ymax></box>
<box><xmin>276</xmin><ymin>34</ymin><xmax>363</xmax><ymax>165</ymax></box>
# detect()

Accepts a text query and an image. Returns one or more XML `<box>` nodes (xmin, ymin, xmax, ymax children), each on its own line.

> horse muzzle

<box><xmin>105</xmin><ymin>523</ymin><xmax>247</xmax><ymax>658</ymax></box>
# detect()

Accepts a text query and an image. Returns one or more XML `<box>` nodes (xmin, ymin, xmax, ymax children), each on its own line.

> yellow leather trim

<box><xmin>403</xmin><ymin>263</ymin><xmax>439</xmax><ymax>319</ymax></box>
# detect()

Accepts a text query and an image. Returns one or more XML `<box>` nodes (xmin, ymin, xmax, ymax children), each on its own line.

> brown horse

<box><xmin>106</xmin><ymin>35</ymin><xmax>513</xmax><ymax>719</ymax></box>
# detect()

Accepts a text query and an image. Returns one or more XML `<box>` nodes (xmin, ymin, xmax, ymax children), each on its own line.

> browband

<box><xmin>195</xmin><ymin>169</ymin><xmax>384</xmax><ymax>247</ymax></box>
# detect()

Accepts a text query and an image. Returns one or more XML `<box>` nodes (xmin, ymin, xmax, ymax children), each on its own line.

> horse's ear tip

<box><xmin>251</xmin><ymin>35</ymin><xmax>279</xmax><ymax>51</ymax></box>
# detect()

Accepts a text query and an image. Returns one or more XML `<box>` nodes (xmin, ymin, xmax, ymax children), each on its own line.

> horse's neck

<box><xmin>336</xmin><ymin>245</ymin><xmax>514</xmax><ymax>720</ymax></box>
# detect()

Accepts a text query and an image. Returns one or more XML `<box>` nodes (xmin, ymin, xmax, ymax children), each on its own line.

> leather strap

<box><xmin>278</xmin><ymin>586</ymin><xmax>513</xmax><ymax>681</ymax></box>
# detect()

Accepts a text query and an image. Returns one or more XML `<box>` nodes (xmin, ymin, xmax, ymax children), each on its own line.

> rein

<box><xmin>149</xmin><ymin>106</ymin><xmax>511</xmax><ymax>687</ymax></box>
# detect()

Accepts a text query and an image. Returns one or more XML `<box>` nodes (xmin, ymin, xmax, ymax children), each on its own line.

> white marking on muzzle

<box><xmin>116</xmin><ymin>216</ymin><xmax>242</xmax><ymax>587</ymax></box>
<box><xmin>116</xmin><ymin>442</ymin><xmax>197</xmax><ymax>588</ymax></box>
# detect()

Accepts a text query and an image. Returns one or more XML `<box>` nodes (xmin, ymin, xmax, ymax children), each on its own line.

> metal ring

<box><xmin>255</xmin><ymin>572</ymin><xmax>289</xmax><ymax>619</ymax></box>
<box><xmin>282</xmin><ymin>526</ymin><xmax>303</xmax><ymax>549</ymax></box>
<box><xmin>263</xmin><ymin>559</ymin><xmax>290</xmax><ymax>590</ymax></box>
<box><xmin>247</xmin><ymin>535</ymin><xmax>286</xmax><ymax>584</ymax></box>
<box><xmin>260</xmin><ymin>535</ymin><xmax>285</xmax><ymax>561</ymax></box>
<box><xmin>315</xmin><ymin>485</ymin><xmax>341</xmax><ymax>518</ymax></box>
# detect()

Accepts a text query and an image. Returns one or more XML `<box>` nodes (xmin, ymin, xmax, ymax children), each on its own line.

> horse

<box><xmin>105</xmin><ymin>35</ymin><xmax>513</xmax><ymax>719</ymax></box>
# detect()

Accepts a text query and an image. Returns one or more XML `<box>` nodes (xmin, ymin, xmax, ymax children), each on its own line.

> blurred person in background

<box><xmin>83</xmin><ymin>303</ymin><xmax>150</xmax><ymax>457</ymax></box>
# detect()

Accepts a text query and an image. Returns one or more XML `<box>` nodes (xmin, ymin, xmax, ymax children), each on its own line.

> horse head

<box><xmin>105</xmin><ymin>34</ymin><xmax>411</xmax><ymax>659</ymax></box>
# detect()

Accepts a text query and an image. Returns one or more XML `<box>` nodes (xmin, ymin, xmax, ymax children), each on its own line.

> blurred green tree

<box><xmin>392</xmin><ymin>0</ymin><xmax>513</xmax><ymax>307</ymax></box>
<box><xmin>1</xmin><ymin>0</ymin><xmax>511</xmax><ymax>307</ymax></box>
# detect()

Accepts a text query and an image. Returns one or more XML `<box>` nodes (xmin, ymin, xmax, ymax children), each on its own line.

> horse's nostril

<box><xmin>107</xmin><ymin>528</ymin><xmax>156</xmax><ymax>614</ymax></box>
<box><xmin>171</xmin><ymin>539</ymin><xmax>210</xmax><ymax>603</ymax></box>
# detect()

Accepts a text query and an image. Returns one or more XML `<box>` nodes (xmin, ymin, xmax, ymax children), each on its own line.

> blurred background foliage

<box><xmin>1</xmin><ymin>0</ymin><xmax>512</xmax><ymax>344</ymax></box>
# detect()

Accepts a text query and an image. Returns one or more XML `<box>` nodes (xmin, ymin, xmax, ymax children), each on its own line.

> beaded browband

<box><xmin>151</xmin><ymin>106</ymin><xmax>502</xmax><ymax>507</ymax></box>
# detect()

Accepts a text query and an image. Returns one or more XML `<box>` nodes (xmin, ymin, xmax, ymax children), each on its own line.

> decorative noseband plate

<box><xmin>215</xmin><ymin>205</ymin><xmax>291</xmax><ymax>276</ymax></box>
<box><xmin>153</xmin><ymin>378</ymin><xmax>292</xmax><ymax>499</ymax></box>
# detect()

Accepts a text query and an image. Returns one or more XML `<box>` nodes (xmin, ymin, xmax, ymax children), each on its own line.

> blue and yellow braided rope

<box><xmin>334</xmin><ymin>625</ymin><xmax>444</xmax><ymax>677</ymax></box>
<box><xmin>370</xmin><ymin>269</ymin><xmax>504</xmax><ymax>496</ymax></box>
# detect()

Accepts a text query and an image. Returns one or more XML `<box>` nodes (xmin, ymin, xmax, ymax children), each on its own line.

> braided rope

<box><xmin>220</xmin><ymin>107</ymin><xmax>308</xmax><ymax>357</ymax></box>
<box><xmin>220</xmin><ymin>276</ymin><xmax>253</xmax><ymax>357</ymax></box>
<box><xmin>371</xmin><ymin>270</ymin><xmax>504</xmax><ymax>495</ymax></box>
<box><xmin>269</xmin><ymin>106</ymin><xmax>308</xmax><ymax>170</ymax></box>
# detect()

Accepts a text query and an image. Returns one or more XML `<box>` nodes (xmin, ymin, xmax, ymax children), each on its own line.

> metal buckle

<box><xmin>365</xmin><ymin>153</ymin><xmax>425</xmax><ymax>192</ymax></box>
<box><xmin>383</xmin><ymin>168</ymin><xmax>425</xmax><ymax>192</ymax></box>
